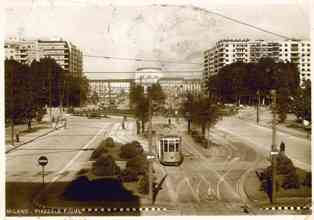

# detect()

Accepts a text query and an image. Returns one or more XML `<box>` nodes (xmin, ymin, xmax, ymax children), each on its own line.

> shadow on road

<box><xmin>6</xmin><ymin>177</ymin><xmax>141</xmax><ymax>216</ymax></box>
<box><xmin>153</xmin><ymin>174</ymin><xmax>167</xmax><ymax>204</ymax></box>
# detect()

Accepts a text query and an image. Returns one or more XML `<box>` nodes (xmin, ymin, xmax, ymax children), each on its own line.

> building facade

<box><xmin>5</xmin><ymin>39</ymin><xmax>45</xmax><ymax>65</ymax></box>
<box><xmin>5</xmin><ymin>38</ymin><xmax>83</xmax><ymax>77</ymax></box>
<box><xmin>203</xmin><ymin>39</ymin><xmax>311</xmax><ymax>88</ymax></box>
<box><xmin>89</xmin><ymin>79</ymin><xmax>133</xmax><ymax>99</ymax></box>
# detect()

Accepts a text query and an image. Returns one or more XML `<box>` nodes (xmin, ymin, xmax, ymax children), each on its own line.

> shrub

<box><xmin>276</xmin><ymin>154</ymin><xmax>296</xmax><ymax>175</ymax></box>
<box><xmin>303</xmin><ymin>172</ymin><xmax>312</xmax><ymax>187</ymax></box>
<box><xmin>120</xmin><ymin>141</ymin><xmax>144</xmax><ymax>159</ymax></box>
<box><xmin>104</xmin><ymin>137</ymin><xmax>115</xmax><ymax>148</ymax></box>
<box><xmin>126</xmin><ymin>154</ymin><xmax>148</xmax><ymax>175</ymax></box>
<box><xmin>67</xmin><ymin>107</ymin><xmax>75</xmax><ymax>114</ymax></box>
<box><xmin>282</xmin><ymin>171</ymin><xmax>300</xmax><ymax>189</ymax></box>
<box><xmin>259</xmin><ymin>154</ymin><xmax>299</xmax><ymax>192</ymax></box>
<box><xmin>138</xmin><ymin>175</ymin><xmax>149</xmax><ymax>194</ymax></box>
<box><xmin>90</xmin><ymin>141</ymin><xmax>109</xmax><ymax>160</ymax></box>
<box><xmin>92</xmin><ymin>154</ymin><xmax>120</xmax><ymax>176</ymax></box>
<box><xmin>119</xmin><ymin>168</ymin><xmax>139</xmax><ymax>182</ymax></box>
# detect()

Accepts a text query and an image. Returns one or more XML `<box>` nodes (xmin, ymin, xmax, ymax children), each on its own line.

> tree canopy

<box><xmin>129</xmin><ymin>82</ymin><xmax>166</xmax><ymax>133</ymax></box>
<box><xmin>208</xmin><ymin>58</ymin><xmax>301</xmax><ymax>122</ymax></box>
<box><xmin>180</xmin><ymin>93</ymin><xmax>222</xmax><ymax>136</ymax></box>
<box><xmin>5</xmin><ymin>57</ymin><xmax>89</xmax><ymax>125</ymax></box>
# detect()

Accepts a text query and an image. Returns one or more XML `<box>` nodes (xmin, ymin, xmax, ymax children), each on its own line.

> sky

<box><xmin>4</xmin><ymin>0</ymin><xmax>311</xmax><ymax>79</ymax></box>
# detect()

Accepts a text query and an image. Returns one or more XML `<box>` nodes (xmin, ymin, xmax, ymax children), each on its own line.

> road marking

<box><xmin>184</xmin><ymin>176</ymin><xmax>200</xmax><ymax>203</ymax></box>
<box><xmin>198</xmin><ymin>174</ymin><xmax>213</xmax><ymax>198</ymax></box>
<box><xmin>157</xmin><ymin>165</ymin><xmax>178</xmax><ymax>203</ymax></box>
<box><xmin>182</xmin><ymin>137</ymin><xmax>240</xmax><ymax>200</ymax></box>
<box><xmin>51</xmin><ymin>122</ymin><xmax>111</xmax><ymax>183</ymax></box>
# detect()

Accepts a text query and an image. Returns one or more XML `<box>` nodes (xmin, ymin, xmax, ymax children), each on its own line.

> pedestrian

<box><xmin>122</xmin><ymin>119</ymin><xmax>125</xmax><ymax>129</ymax></box>
<box><xmin>280</xmin><ymin>141</ymin><xmax>285</xmax><ymax>153</ymax></box>
<box><xmin>51</xmin><ymin>116</ymin><xmax>55</xmax><ymax>128</ymax></box>
<box><xmin>136</xmin><ymin>120</ymin><xmax>140</xmax><ymax>135</ymax></box>
<box><xmin>16</xmin><ymin>130</ymin><xmax>20</xmax><ymax>143</ymax></box>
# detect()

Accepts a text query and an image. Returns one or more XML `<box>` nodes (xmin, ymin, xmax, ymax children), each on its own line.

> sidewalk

<box><xmin>5</xmin><ymin>115</ymin><xmax>66</xmax><ymax>153</ymax></box>
<box><xmin>237</xmin><ymin>106</ymin><xmax>310</xmax><ymax>140</ymax></box>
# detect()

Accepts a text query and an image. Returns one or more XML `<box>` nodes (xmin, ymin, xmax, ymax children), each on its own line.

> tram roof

<box><xmin>159</xmin><ymin>135</ymin><xmax>181</xmax><ymax>139</ymax></box>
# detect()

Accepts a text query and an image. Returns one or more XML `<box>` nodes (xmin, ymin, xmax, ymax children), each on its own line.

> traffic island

<box><xmin>30</xmin><ymin>137</ymin><xmax>163</xmax><ymax>215</ymax></box>
<box><xmin>244</xmin><ymin>155</ymin><xmax>312</xmax><ymax>212</ymax></box>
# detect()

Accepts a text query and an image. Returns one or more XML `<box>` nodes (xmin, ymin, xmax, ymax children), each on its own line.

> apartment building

<box><xmin>5</xmin><ymin>38</ymin><xmax>83</xmax><ymax>77</ymax></box>
<box><xmin>203</xmin><ymin>39</ymin><xmax>311</xmax><ymax>87</ymax></box>
<box><xmin>5</xmin><ymin>39</ymin><xmax>45</xmax><ymax>65</ymax></box>
<box><xmin>37</xmin><ymin>39</ymin><xmax>83</xmax><ymax>77</ymax></box>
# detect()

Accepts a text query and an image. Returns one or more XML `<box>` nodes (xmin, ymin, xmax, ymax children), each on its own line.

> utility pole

<box><xmin>147</xmin><ymin>86</ymin><xmax>153</xmax><ymax>204</ymax></box>
<box><xmin>48</xmin><ymin>62</ymin><xmax>52</xmax><ymax>123</ymax></box>
<box><xmin>109</xmin><ymin>82</ymin><xmax>112</xmax><ymax>106</ymax></box>
<box><xmin>270</xmin><ymin>89</ymin><xmax>278</xmax><ymax>203</ymax></box>
<box><xmin>10</xmin><ymin>71</ymin><xmax>15</xmax><ymax>146</ymax></box>
<box><xmin>79</xmin><ymin>75</ymin><xmax>82</xmax><ymax>109</ymax></box>
<box><xmin>256</xmin><ymin>90</ymin><xmax>260</xmax><ymax>124</ymax></box>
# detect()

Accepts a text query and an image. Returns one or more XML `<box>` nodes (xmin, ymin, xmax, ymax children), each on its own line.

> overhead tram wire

<box><xmin>82</xmin><ymin>70</ymin><xmax>203</xmax><ymax>74</ymax></box>
<box><xmin>195</xmin><ymin>7</ymin><xmax>293</xmax><ymax>40</ymax></box>
<box><xmin>83</xmin><ymin>54</ymin><xmax>202</xmax><ymax>65</ymax></box>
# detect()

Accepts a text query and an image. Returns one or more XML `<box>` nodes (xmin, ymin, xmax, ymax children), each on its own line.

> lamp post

<box><xmin>256</xmin><ymin>90</ymin><xmax>260</xmax><ymax>124</ymax></box>
<box><xmin>147</xmin><ymin>86</ymin><xmax>153</xmax><ymax>204</ymax></box>
<box><xmin>142</xmin><ymin>74</ymin><xmax>160</xmax><ymax>205</ymax></box>
<box><xmin>270</xmin><ymin>89</ymin><xmax>278</xmax><ymax>203</ymax></box>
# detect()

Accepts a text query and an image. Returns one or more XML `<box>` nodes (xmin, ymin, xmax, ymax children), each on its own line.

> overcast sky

<box><xmin>4</xmin><ymin>0</ymin><xmax>311</xmax><ymax>79</ymax></box>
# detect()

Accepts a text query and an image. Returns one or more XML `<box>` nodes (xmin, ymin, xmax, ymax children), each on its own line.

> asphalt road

<box><xmin>6</xmin><ymin>113</ymin><xmax>311</xmax><ymax>215</ymax></box>
<box><xmin>215</xmin><ymin>116</ymin><xmax>311</xmax><ymax>171</ymax></box>
<box><xmin>6</xmin><ymin>116</ymin><xmax>119</xmax><ymax>183</ymax></box>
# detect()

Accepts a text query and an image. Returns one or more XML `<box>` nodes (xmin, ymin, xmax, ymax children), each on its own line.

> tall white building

<box><xmin>5</xmin><ymin>38</ymin><xmax>83</xmax><ymax>77</ymax></box>
<box><xmin>5</xmin><ymin>39</ymin><xmax>45</xmax><ymax>65</ymax></box>
<box><xmin>37</xmin><ymin>39</ymin><xmax>83</xmax><ymax>77</ymax></box>
<box><xmin>203</xmin><ymin>39</ymin><xmax>311</xmax><ymax>88</ymax></box>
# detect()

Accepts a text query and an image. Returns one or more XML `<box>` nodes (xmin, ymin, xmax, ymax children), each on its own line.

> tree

<box><xmin>91</xmin><ymin>91</ymin><xmax>99</xmax><ymax>105</ymax></box>
<box><xmin>292</xmin><ymin>79</ymin><xmax>311</xmax><ymax>122</ymax></box>
<box><xmin>180</xmin><ymin>92</ymin><xmax>194</xmax><ymax>133</ymax></box>
<box><xmin>5</xmin><ymin>60</ymin><xmax>32</xmax><ymax>125</ymax></box>
<box><xmin>181</xmin><ymin>93</ymin><xmax>222</xmax><ymax>143</ymax></box>
<box><xmin>208</xmin><ymin>58</ymin><xmax>300</xmax><ymax>110</ymax></box>
<box><xmin>277</xmin><ymin>86</ymin><xmax>290</xmax><ymax>123</ymax></box>
<box><xmin>129</xmin><ymin>83</ymin><xmax>166</xmax><ymax>134</ymax></box>
<box><xmin>148</xmin><ymin>82</ymin><xmax>166</xmax><ymax>111</ymax></box>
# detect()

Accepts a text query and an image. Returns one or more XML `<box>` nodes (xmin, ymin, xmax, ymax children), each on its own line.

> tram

<box><xmin>157</xmin><ymin>135</ymin><xmax>183</xmax><ymax>166</ymax></box>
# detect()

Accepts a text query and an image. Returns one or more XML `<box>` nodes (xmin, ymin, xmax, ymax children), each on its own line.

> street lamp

<box><xmin>141</xmin><ymin>74</ymin><xmax>160</xmax><ymax>205</ymax></box>
<box><xmin>270</xmin><ymin>89</ymin><xmax>278</xmax><ymax>203</ymax></box>
<box><xmin>256</xmin><ymin>90</ymin><xmax>260</xmax><ymax>124</ymax></box>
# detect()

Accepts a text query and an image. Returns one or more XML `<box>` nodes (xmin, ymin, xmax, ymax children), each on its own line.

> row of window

<box><xmin>160</xmin><ymin>140</ymin><xmax>180</xmax><ymax>152</ymax></box>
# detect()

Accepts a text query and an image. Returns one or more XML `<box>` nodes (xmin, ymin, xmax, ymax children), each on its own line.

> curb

<box><xmin>6</xmin><ymin>124</ymin><xmax>65</xmax><ymax>154</ymax></box>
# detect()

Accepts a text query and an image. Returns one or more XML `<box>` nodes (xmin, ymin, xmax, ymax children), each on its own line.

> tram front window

<box><xmin>164</xmin><ymin>140</ymin><xmax>168</xmax><ymax>152</ymax></box>
<box><xmin>169</xmin><ymin>142</ymin><xmax>175</xmax><ymax>152</ymax></box>
<box><xmin>175</xmin><ymin>142</ymin><xmax>179</xmax><ymax>152</ymax></box>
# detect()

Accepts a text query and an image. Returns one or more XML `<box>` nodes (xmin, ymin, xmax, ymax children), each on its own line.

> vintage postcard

<box><xmin>3</xmin><ymin>0</ymin><xmax>312</xmax><ymax>217</ymax></box>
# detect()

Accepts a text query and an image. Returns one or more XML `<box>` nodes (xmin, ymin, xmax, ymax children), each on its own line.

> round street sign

<box><xmin>38</xmin><ymin>156</ymin><xmax>48</xmax><ymax>166</ymax></box>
